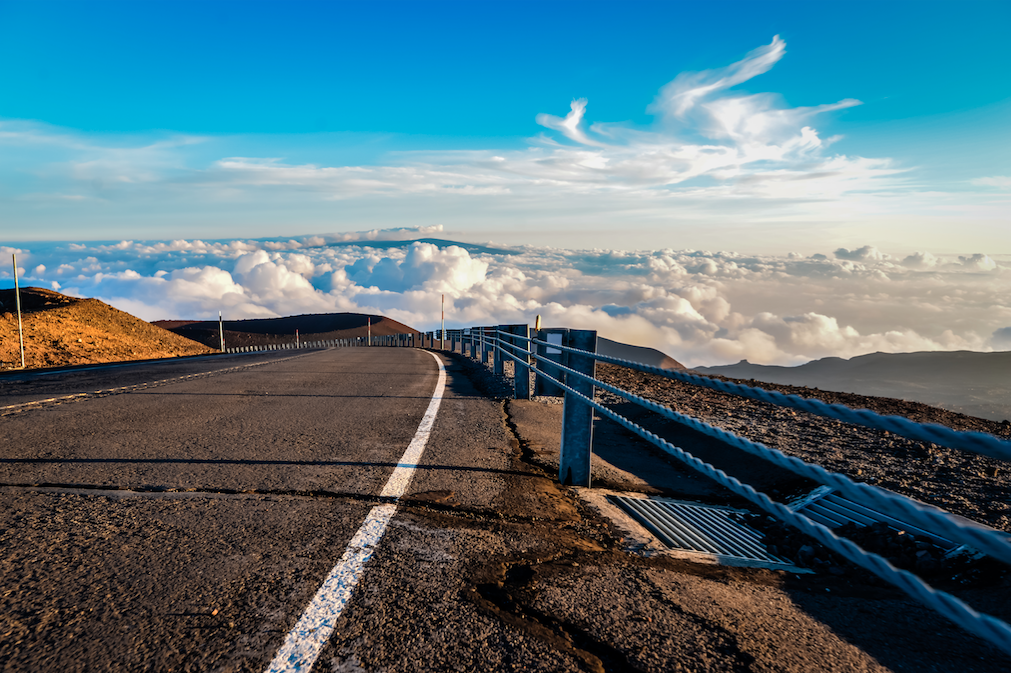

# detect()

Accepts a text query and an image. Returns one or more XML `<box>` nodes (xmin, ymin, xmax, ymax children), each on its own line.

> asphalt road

<box><xmin>3</xmin><ymin>347</ymin><xmax>1010</xmax><ymax>673</ymax></box>
<box><xmin>0</xmin><ymin>347</ymin><xmax>456</xmax><ymax>671</ymax></box>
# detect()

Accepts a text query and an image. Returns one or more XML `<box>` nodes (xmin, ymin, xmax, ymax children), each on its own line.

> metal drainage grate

<box><xmin>790</xmin><ymin>486</ymin><xmax>961</xmax><ymax>552</ymax></box>
<box><xmin>611</xmin><ymin>496</ymin><xmax>793</xmax><ymax>565</ymax></box>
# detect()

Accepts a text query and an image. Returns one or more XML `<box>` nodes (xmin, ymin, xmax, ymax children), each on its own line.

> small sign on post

<box><xmin>534</xmin><ymin>328</ymin><xmax>567</xmax><ymax>397</ymax></box>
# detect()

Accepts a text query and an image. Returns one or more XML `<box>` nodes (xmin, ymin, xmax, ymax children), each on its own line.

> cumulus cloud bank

<box><xmin>3</xmin><ymin>229</ymin><xmax>1008</xmax><ymax>367</ymax></box>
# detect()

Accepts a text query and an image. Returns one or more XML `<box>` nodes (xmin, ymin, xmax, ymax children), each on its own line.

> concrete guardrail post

<box><xmin>559</xmin><ymin>329</ymin><xmax>597</xmax><ymax>486</ymax></box>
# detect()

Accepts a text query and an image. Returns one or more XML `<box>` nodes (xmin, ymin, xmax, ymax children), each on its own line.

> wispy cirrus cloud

<box><xmin>3</xmin><ymin>36</ymin><xmax>1003</xmax><ymax>251</ymax></box>
<box><xmin>3</xmin><ymin>34</ymin><xmax>1002</xmax><ymax>248</ymax></box>
<box><xmin>972</xmin><ymin>176</ymin><xmax>1011</xmax><ymax>190</ymax></box>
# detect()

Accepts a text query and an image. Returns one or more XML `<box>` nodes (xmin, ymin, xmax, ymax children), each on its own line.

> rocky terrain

<box><xmin>596</xmin><ymin>362</ymin><xmax>1011</xmax><ymax>531</ymax></box>
<box><xmin>0</xmin><ymin>288</ymin><xmax>212</xmax><ymax>371</ymax></box>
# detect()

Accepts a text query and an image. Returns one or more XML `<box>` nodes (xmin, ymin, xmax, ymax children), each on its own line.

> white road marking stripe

<box><xmin>264</xmin><ymin>350</ymin><xmax>446</xmax><ymax>673</ymax></box>
<box><xmin>379</xmin><ymin>358</ymin><xmax>447</xmax><ymax>500</ymax></box>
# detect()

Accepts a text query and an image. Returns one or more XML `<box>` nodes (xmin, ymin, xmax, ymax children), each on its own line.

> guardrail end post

<box><xmin>559</xmin><ymin>329</ymin><xmax>596</xmax><ymax>486</ymax></box>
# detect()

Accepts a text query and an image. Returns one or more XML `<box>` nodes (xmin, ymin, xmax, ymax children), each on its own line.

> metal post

<box><xmin>559</xmin><ymin>329</ymin><xmax>597</xmax><ymax>486</ymax></box>
<box><xmin>494</xmin><ymin>325</ymin><xmax>505</xmax><ymax>376</ymax></box>
<box><xmin>218</xmin><ymin>311</ymin><xmax>225</xmax><ymax>352</ymax></box>
<box><xmin>12</xmin><ymin>254</ymin><xmax>25</xmax><ymax>369</ymax></box>
<box><xmin>296</xmin><ymin>329</ymin><xmax>299</xmax><ymax>348</ymax></box>
<box><xmin>508</xmin><ymin>324</ymin><xmax>531</xmax><ymax>400</ymax></box>
<box><xmin>441</xmin><ymin>294</ymin><xmax>445</xmax><ymax>350</ymax></box>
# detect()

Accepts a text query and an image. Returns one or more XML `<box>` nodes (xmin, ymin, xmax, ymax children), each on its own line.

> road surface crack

<box><xmin>470</xmin><ymin>556</ymin><xmax>643</xmax><ymax>673</ymax></box>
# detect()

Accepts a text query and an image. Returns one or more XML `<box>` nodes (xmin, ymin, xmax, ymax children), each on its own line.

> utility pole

<box><xmin>218</xmin><ymin>311</ymin><xmax>225</xmax><ymax>352</ymax></box>
<box><xmin>296</xmin><ymin>329</ymin><xmax>300</xmax><ymax>347</ymax></box>
<box><xmin>12</xmin><ymin>254</ymin><xmax>25</xmax><ymax>369</ymax></box>
<box><xmin>367</xmin><ymin>317</ymin><xmax>371</xmax><ymax>346</ymax></box>
<box><xmin>441</xmin><ymin>294</ymin><xmax>445</xmax><ymax>350</ymax></box>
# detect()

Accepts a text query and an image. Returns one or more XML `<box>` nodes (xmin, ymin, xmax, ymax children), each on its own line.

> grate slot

<box><xmin>795</xmin><ymin>492</ymin><xmax>958</xmax><ymax>550</ymax></box>
<box><xmin>624</xmin><ymin>499</ymin><xmax>718</xmax><ymax>552</ymax></box>
<box><xmin>611</xmin><ymin>496</ymin><xmax>793</xmax><ymax>566</ymax></box>
<box><xmin>662</xmin><ymin>503</ymin><xmax>768</xmax><ymax>559</ymax></box>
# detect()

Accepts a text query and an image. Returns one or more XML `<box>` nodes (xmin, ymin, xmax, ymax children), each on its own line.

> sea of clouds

<box><xmin>3</xmin><ymin>226</ymin><xmax>1008</xmax><ymax>368</ymax></box>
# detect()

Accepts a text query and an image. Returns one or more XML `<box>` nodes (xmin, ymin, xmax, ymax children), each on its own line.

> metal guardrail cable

<box><xmin>525</xmin><ymin>349</ymin><xmax>1011</xmax><ymax>565</ymax></box>
<box><xmin>493</xmin><ymin>328</ymin><xmax>532</xmax><ymax>344</ymax></box>
<box><xmin>531</xmin><ymin>339</ymin><xmax>1011</xmax><ymax>463</ymax></box>
<box><xmin>525</xmin><ymin>361</ymin><xmax>1011</xmax><ymax>657</ymax></box>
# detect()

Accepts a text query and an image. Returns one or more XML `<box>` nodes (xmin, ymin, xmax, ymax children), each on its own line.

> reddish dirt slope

<box><xmin>0</xmin><ymin>288</ymin><xmax>213</xmax><ymax>371</ymax></box>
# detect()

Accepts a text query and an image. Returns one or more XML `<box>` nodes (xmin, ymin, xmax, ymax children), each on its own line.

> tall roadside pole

<box><xmin>367</xmin><ymin>317</ymin><xmax>371</xmax><ymax>346</ymax></box>
<box><xmin>218</xmin><ymin>311</ymin><xmax>225</xmax><ymax>352</ymax></box>
<box><xmin>12</xmin><ymin>254</ymin><xmax>26</xmax><ymax>369</ymax></box>
<box><xmin>441</xmin><ymin>294</ymin><xmax>445</xmax><ymax>350</ymax></box>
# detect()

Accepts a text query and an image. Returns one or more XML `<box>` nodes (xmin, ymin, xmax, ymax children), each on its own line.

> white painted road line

<box><xmin>264</xmin><ymin>350</ymin><xmax>447</xmax><ymax>673</ymax></box>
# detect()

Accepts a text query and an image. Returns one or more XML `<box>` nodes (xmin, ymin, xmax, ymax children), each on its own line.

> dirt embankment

<box><xmin>0</xmin><ymin>288</ymin><xmax>212</xmax><ymax>371</ymax></box>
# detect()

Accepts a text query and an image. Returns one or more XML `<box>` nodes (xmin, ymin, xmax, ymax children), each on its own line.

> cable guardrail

<box><xmin>409</xmin><ymin>323</ymin><xmax>1011</xmax><ymax>657</ymax></box>
<box><xmin>522</xmin><ymin>349</ymin><xmax>1011</xmax><ymax>655</ymax></box>
<box><xmin>523</xmin><ymin>339</ymin><xmax>1011</xmax><ymax>566</ymax></box>
<box><xmin>537</xmin><ymin>339</ymin><xmax>1011</xmax><ymax>463</ymax></box>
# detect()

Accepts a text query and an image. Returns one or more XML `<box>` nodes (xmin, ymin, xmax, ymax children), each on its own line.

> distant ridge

<box><xmin>322</xmin><ymin>238</ymin><xmax>515</xmax><ymax>256</ymax></box>
<box><xmin>597</xmin><ymin>337</ymin><xmax>684</xmax><ymax>370</ymax></box>
<box><xmin>696</xmin><ymin>350</ymin><xmax>1011</xmax><ymax>423</ymax></box>
<box><xmin>155</xmin><ymin>313</ymin><xmax>417</xmax><ymax>350</ymax></box>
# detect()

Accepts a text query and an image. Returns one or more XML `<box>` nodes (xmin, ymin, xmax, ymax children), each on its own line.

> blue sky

<box><xmin>1</xmin><ymin>0</ymin><xmax>1008</xmax><ymax>251</ymax></box>
<box><xmin>1</xmin><ymin>1</ymin><xmax>1009</xmax><ymax>365</ymax></box>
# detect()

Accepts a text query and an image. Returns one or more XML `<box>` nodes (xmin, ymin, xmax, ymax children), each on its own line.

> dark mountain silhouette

<box><xmin>154</xmin><ymin>313</ymin><xmax>417</xmax><ymax>349</ymax></box>
<box><xmin>696</xmin><ymin>350</ymin><xmax>1011</xmax><ymax>423</ymax></box>
<box><xmin>597</xmin><ymin>337</ymin><xmax>684</xmax><ymax>370</ymax></box>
